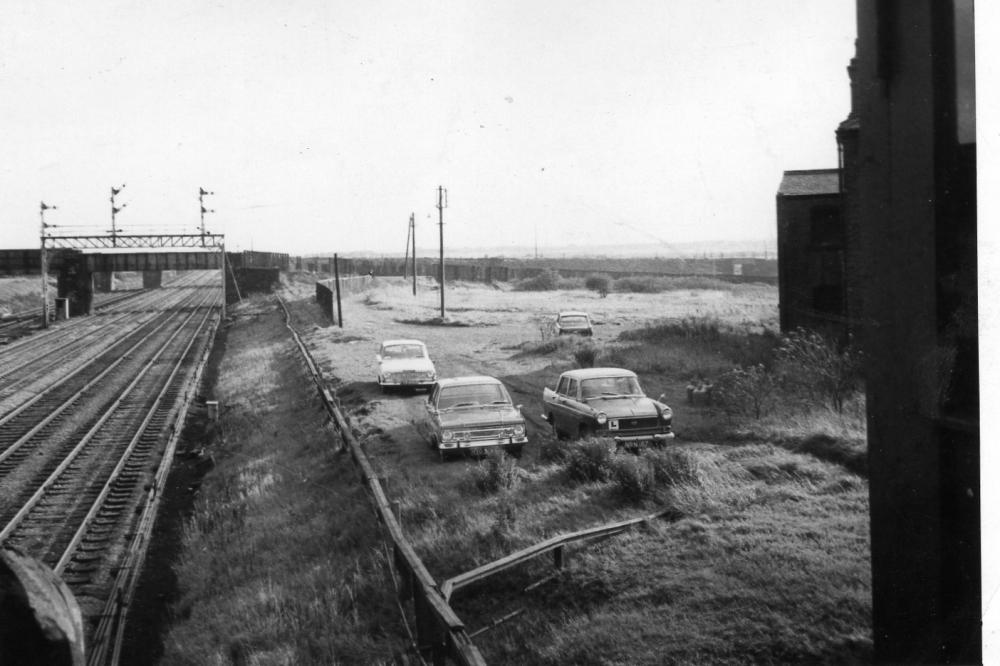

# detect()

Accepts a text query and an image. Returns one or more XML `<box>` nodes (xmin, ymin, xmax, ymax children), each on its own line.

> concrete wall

<box><xmin>295</xmin><ymin>255</ymin><xmax>776</xmax><ymax>285</ymax></box>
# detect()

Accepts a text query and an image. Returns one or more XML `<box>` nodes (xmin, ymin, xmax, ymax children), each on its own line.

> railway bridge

<box><xmin>0</xmin><ymin>235</ymin><xmax>288</xmax><ymax>318</ymax></box>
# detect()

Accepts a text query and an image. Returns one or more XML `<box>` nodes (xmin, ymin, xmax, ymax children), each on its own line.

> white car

<box><xmin>376</xmin><ymin>339</ymin><xmax>437</xmax><ymax>391</ymax></box>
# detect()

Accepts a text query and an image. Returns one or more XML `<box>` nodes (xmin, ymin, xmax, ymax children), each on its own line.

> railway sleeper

<box><xmin>71</xmin><ymin>550</ymin><xmax>103</xmax><ymax>562</ymax></box>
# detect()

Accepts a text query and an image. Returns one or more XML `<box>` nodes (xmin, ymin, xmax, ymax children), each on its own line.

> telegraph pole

<box><xmin>110</xmin><ymin>184</ymin><xmax>126</xmax><ymax>247</ymax></box>
<box><xmin>404</xmin><ymin>213</ymin><xmax>412</xmax><ymax>280</ymax></box>
<box><xmin>437</xmin><ymin>186</ymin><xmax>447</xmax><ymax>318</ymax></box>
<box><xmin>39</xmin><ymin>202</ymin><xmax>56</xmax><ymax>328</ymax></box>
<box><xmin>411</xmin><ymin>212</ymin><xmax>417</xmax><ymax>296</ymax></box>
<box><xmin>199</xmin><ymin>187</ymin><xmax>215</xmax><ymax>247</ymax></box>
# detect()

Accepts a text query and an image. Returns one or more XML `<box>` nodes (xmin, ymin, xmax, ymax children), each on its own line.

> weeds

<box><xmin>470</xmin><ymin>451</ymin><xmax>522</xmax><ymax>493</ymax></box>
<box><xmin>611</xmin><ymin>455</ymin><xmax>657</xmax><ymax>502</ymax></box>
<box><xmin>573</xmin><ymin>343</ymin><xmax>598</xmax><ymax>368</ymax></box>
<box><xmin>538</xmin><ymin>435</ymin><xmax>573</xmax><ymax>463</ymax></box>
<box><xmin>565</xmin><ymin>438</ymin><xmax>617</xmax><ymax>482</ymax></box>
<box><xmin>647</xmin><ymin>448</ymin><xmax>705</xmax><ymax>487</ymax></box>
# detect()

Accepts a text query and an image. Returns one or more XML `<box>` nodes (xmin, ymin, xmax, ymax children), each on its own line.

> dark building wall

<box><xmin>856</xmin><ymin>0</ymin><xmax>979</xmax><ymax>662</ymax></box>
<box><xmin>776</xmin><ymin>191</ymin><xmax>845</xmax><ymax>336</ymax></box>
<box><xmin>838</xmin><ymin>125</ymin><xmax>863</xmax><ymax>338</ymax></box>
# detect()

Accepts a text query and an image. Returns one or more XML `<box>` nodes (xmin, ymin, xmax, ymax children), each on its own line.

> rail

<box><xmin>86</xmin><ymin>301</ymin><xmax>219</xmax><ymax>666</ymax></box>
<box><xmin>277</xmin><ymin>295</ymin><xmax>486</xmax><ymax>666</ymax></box>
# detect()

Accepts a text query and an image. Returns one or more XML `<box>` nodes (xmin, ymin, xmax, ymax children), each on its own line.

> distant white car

<box><xmin>376</xmin><ymin>339</ymin><xmax>437</xmax><ymax>391</ymax></box>
<box><xmin>555</xmin><ymin>311</ymin><xmax>594</xmax><ymax>336</ymax></box>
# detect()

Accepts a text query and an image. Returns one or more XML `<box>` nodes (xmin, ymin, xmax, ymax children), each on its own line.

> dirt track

<box><xmin>281</xmin><ymin>275</ymin><xmax>777</xmax><ymax>474</ymax></box>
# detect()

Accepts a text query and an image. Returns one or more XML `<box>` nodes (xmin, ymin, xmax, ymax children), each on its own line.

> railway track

<box><xmin>0</xmin><ymin>270</ymin><xmax>221</xmax><ymax>664</ymax></box>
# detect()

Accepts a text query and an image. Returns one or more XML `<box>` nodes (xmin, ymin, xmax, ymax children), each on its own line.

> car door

<box><xmin>548</xmin><ymin>376</ymin><xmax>570</xmax><ymax>431</ymax></box>
<box><xmin>553</xmin><ymin>377</ymin><xmax>581</xmax><ymax>432</ymax></box>
<box><xmin>560</xmin><ymin>378</ymin><xmax>589</xmax><ymax>432</ymax></box>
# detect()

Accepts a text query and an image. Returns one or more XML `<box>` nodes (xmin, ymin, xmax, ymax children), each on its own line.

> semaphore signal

<box><xmin>109</xmin><ymin>184</ymin><xmax>127</xmax><ymax>247</ymax></box>
<box><xmin>199</xmin><ymin>187</ymin><xmax>215</xmax><ymax>247</ymax></box>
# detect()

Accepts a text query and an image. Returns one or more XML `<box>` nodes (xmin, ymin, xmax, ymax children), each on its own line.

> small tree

<box><xmin>777</xmin><ymin>328</ymin><xmax>860</xmax><ymax>413</ymax></box>
<box><xmin>584</xmin><ymin>273</ymin><xmax>611</xmax><ymax>297</ymax></box>
<box><xmin>713</xmin><ymin>363</ymin><xmax>779</xmax><ymax>419</ymax></box>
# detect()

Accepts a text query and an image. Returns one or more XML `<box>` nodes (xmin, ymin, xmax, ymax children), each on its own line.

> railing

<box><xmin>277</xmin><ymin>295</ymin><xmax>486</xmax><ymax>666</ymax></box>
<box><xmin>441</xmin><ymin>509</ymin><xmax>677</xmax><ymax>602</ymax></box>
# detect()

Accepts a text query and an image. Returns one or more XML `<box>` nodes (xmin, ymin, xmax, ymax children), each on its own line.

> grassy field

<box><xmin>157</xmin><ymin>277</ymin><xmax>871</xmax><ymax>664</ymax></box>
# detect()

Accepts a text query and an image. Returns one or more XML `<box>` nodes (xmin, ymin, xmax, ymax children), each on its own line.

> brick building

<box><xmin>775</xmin><ymin>168</ymin><xmax>845</xmax><ymax>336</ymax></box>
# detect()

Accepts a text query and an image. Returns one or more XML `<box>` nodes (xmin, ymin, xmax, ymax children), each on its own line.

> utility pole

<box><xmin>411</xmin><ymin>212</ymin><xmax>417</xmax><ymax>296</ymax></box>
<box><xmin>199</xmin><ymin>187</ymin><xmax>215</xmax><ymax>247</ymax></box>
<box><xmin>39</xmin><ymin>201</ymin><xmax>56</xmax><ymax>328</ymax></box>
<box><xmin>333</xmin><ymin>253</ymin><xmax>343</xmax><ymax>328</ymax></box>
<box><xmin>404</xmin><ymin>213</ymin><xmax>412</xmax><ymax>280</ymax></box>
<box><xmin>110</xmin><ymin>184</ymin><xmax>126</xmax><ymax>247</ymax></box>
<box><xmin>437</xmin><ymin>186</ymin><xmax>447</xmax><ymax>319</ymax></box>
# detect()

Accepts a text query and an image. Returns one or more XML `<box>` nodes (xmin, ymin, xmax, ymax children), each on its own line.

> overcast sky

<box><xmin>1</xmin><ymin>1</ymin><xmax>856</xmax><ymax>254</ymax></box>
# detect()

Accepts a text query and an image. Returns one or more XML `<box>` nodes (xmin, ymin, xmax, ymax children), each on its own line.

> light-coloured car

<box><xmin>376</xmin><ymin>339</ymin><xmax>437</xmax><ymax>391</ymax></box>
<box><xmin>555</xmin><ymin>311</ymin><xmax>593</xmax><ymax>336</ymax></box>
<box><xmin>542</xmin><ymin>367</ymin><xmax>674</xmax><ymax>446</ymax></box>
<box><xmin>419</xmin><ymin>376</ymin><xmax>528</xmax><ymax>460</ymax></box>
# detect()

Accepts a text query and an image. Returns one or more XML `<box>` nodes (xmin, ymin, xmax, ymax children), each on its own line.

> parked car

<box><xmin>542</xmin><ymin>367</ymin><xmax>674</xmax><ymax>445</ymax></box>
<box><xmin>419</xmin><ymin>376</ymin><xmax>528</xmax><ymax>460</ymax></box>
<box><xmin>555</xmin><ymin>311</ymin><xmax>594</xmax><ymax>336</ymax></box>
<box><xmin>376</xmin><ymin>339</ymin><xmax>437</xmax><ymax>391</ymax></box>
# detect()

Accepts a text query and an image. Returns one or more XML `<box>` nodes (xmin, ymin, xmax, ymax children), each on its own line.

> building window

<box><xmin>809</xmin><ymin>206</ymin><xmax>843</xmax><ymax>248</ymax></box>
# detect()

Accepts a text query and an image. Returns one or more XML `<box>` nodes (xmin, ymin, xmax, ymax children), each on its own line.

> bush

<box><xmin>565</xmin><ymin>439</ymin><xmax>616</xmax><ymax>482</ymax></box>
<box><xmin>612</xmin><ymin>456</ymin><xmax>656</xmax><ymax>502</ymax></box>
<box><xmin>470</xmin><ymin>451</ymin><xmax>521</xmax><ymax>493</ymax></box>
<box><xmin>777</xmin><ymin>328</ymin><xmax>861</xmax><ymax>413</ymax></box>
<box><xmin>538</xmin><ymin>436</ymin><xmax>573</xmax><ymax>463</ymax></box>
<box><xmin>713</xmin><ymin>363</ymin><xmax>780</xmax><ymax>419</ymax></box>
<box><xmin>612</xmin><ymin>276</ymin><xmax>665</xmax><ymax>293</ymax></box>
<box><xmin>584</xmin><ymin>273</ymin><xmax>612</xmax><ymax>297</ymax></box>
<box><xmin>573</xmin><ymin>343</ymin><xmax>598</xmax><ymax>368</ymax></box>
<box><xmin>514</xmin><ymin>269</ymin><xmax>561</xmax><ymax>291</ymax></box>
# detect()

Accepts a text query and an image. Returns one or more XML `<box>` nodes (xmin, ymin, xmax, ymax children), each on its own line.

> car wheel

<box><xmin>505</xmin><ymin>444</ymin><xmax>524</xmax><ymax>458</ymax></box>
<box><xmin>578</xmin><ymin>425</ymin><xmax>592</xmax><ymax>440</ymax></box>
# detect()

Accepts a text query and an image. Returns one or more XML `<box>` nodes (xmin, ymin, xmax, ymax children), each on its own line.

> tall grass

<box><xmin>161</xmin><ymin>309</ymin><xmax>407</xmax><ymax>664</ymax></box>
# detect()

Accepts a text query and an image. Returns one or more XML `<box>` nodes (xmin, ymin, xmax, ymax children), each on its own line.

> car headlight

<box><xmin>441</xmin><ymin>430</ymin><xmax>454</xmax><ymax>442</ymax></box>
<box><xmin>513</xmin><ymin>424</ymin><xmax>525</xmax><ymax>436</ymax></box>
<box><xmin>596</xmin><ymin>412</ymin><xmax>608</xmax><ymax>425</ymax></box>
<box><xmin>660</xmin><ymin>407</ymin><xmax>673</xmax><ymax>422</ymax></box>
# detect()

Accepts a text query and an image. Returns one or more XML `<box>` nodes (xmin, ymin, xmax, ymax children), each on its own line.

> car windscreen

<box><xmin>580</xmin><ymin>376</ymin><xmax>642</xmax><ymax>398</ymax></box>
<box><xmin>559</xmin><ymin>315</ymin><xmax>589</xmax><ymax>326</ymax></box>
<box><xmin>382</xmin><ymin>344</ymin><xmax>426</xmax><ymax>359</ymax></box>
<box><xmin>437</xmin><ymin>383</ymin><xmax>509</xmax><ymax>409</ymax></box>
